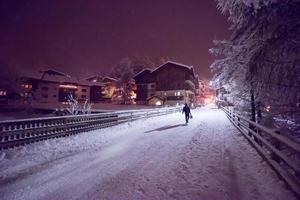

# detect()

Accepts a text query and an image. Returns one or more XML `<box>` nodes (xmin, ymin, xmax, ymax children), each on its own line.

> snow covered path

<box><xmin>0</xmin><ymin>108</ymin><xmax>296</xmax><ymax>200</ymax></box>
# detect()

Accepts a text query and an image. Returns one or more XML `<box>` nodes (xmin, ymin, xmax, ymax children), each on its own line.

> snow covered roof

<box><xmin>151</xmin><ymin>61</ymin><xmax>193</xmax><ymax>73</ymax></box>
<box><xmin>40</xmin><ymin>70</ymin><xmax>77</xmax><ymax>83</ymax></box>
<box><xmin>20</xmin><ymin>69</ymin><xmax>104</xmax><ymax>86</ymax></box>
<box><xmin>133</xmin><ymin>68</ymin><xmax>152</xmax><ymax>78</ymax></box>
<box><xmin>83</xmin><ymin>75</ymin><xmax>118</xmax><ymax>83</ymax></box>
<box><xmin>40</xmin><ymin>69</ymin><xmax>70</xmax><ymax>78</ymax></box>
<box><xmin>83</xmin><ymin>75</ymin><xmax>102</xmax><ymax>81</ymax></box>
<box><xmin>134</xmin><ymin>61</ymin><xmax>195</xmax><ymax>79</ymax></box>
<box><xmin>102</xmin><ymin>76</ymin><xmax>118</xmax><ymax>82</ymax></box>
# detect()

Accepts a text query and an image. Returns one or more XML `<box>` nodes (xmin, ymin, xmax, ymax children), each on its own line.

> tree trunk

<box><xmin>250</xmin><ymin>89</ymin><xmax>256</xmax><ymax>123</ymax></box>
<box><xmin>248</xmin><ymin>88</ymin><xmax>256</xmax><ymax>137</ymax></box>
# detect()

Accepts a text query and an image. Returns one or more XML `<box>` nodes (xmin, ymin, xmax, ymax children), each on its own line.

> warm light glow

<box><xmin>204</xmin><ymin>95</ymin><xmax>215</xmax><ymax>105</ymax></box>
<box><xmin>21</xmin><ymin>84</ymin><xmax>32</xmax><ymax>89</ymax></box>
<box><xmin>156</xmin><ymin>101</ymin><xmax>162</xmax><ymax>106</ymax></box>
<box><xmin>20</xmin><ymin>92</ymin><xmax>29</xmax><ymax>97</ymax></box>
<box><xmin>265</xmin><ymin>106</ymin><xmax>271</xmax><ymax>112</ymax></box>
<box><xmin>130</xmin><ymin>91</ymin><xmax>136</xmax><ymax>99</ymax></box>
<box><xmin>0</xmin><ymin>90</ymin><xmax>6</xmax><ymax>96</ymax></box>
<box><xmin>59</xmin><ymin>85</ymin><xmax>78</xmax><ymax>89</ymax></box>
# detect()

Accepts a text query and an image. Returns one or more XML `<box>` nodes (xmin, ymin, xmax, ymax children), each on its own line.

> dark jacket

<box><xmin>182</xmin><ymin>105</ymin><xmax>191</xmax><ymax>115</ymax></box>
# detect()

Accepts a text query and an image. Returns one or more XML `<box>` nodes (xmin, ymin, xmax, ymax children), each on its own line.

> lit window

<box><xmin>0</xmin><ymin>90</ymin><xmax>6</xmax><ymax>96</ymax></box>
<box><xmin>21</xmin><ymin>84</ymin><xmax>33</xmax><ymax>89</ymax></box>
<box><xmin>21</xmin><ymin>92</ymin><xmax>29</xmax><ymax>97</ymax></box>
<box><xmin>156</xmin><ymin>101</ymin><xmax>162</xmax><ymax>106</ymax></box>
<box><xmin>59</xmin><ymin>85</ymin><xmax>78</xmax><ymax>89</ymax></box>
<box><xmin>177</xmin><ymin>91</ymin><xmax>181</xmax><ymax>96</ymax></box>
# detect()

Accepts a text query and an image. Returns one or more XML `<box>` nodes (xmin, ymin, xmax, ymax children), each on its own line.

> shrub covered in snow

<box><xmin>55</xmin><ymin>94</ymin><xmax>93</xmax><ymax>116</ymax></box>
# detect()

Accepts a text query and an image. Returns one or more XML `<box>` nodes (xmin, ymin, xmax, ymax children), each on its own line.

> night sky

<box><xmin>0</xmin><ymin>0</ymin><xmax>229</xmax><ymax>79</ymax></box>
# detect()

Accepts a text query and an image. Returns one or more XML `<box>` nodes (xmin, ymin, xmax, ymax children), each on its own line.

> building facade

<box><xmin>3</xmin><ymin>69</ymin><xmax>105</xmax><ymax>110</ymax></box>
<box><xmin>134</xmin><ymin>61</ymin><xmax>198</xmax><ymax>106</ymax></box>
<box><xmin>84</xmin><ymin>75</ymin><xmax>118</xmax><ymax>103</ymax></box>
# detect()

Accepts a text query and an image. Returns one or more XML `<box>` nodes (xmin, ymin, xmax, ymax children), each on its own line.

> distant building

<box><xmin>84</xmin><ymin>75</ymin><xmax>118</xmax><ymax>103</ymax></box>
<box><xmin>0</xmin><ymin>77</ymin><xmax>9</xmax><ymax>106</ymax></box>
<box><xmin>134</xmin><ymin>61</ymin><xmax>198</xmax><ymax>106</ymax></box>
<box><xmin>12</xmin><ymin>69</ymin><xmax>105</xmax><ymax>109</ymax></box>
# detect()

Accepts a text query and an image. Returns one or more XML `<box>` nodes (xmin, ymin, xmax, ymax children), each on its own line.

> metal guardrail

<box><xmin>221</xmin><ymin>106</ymin><xmax>300</xmax><ymax>197</ymax></box>
<box><xmin>0</xmin><ymin>107</ymin><xmax>180</xmax><ymax>149</ymax></box>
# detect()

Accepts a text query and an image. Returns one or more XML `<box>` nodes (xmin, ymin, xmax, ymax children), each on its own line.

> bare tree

<box><xmin>66</xmin><ymin>94</ymin><xmax>93</xmax><ymax>115</ymax></box>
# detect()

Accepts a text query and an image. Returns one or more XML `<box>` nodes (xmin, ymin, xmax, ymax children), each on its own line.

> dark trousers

<box><xmin>185</xmin><ymin>113</ymin><xmax>189</xmax><ymax>123</ymax></box>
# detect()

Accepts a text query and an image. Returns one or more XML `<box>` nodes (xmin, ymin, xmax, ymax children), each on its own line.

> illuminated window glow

<box><xmin>0</xmin><ymin>90</ymin><xmax>6</xmax><ymax>96</ymax></box>
<box><xmin>21</xmin><ymin>84</ymin><xmax>33</xmax><ymax>89</ymax></box>
<box><xmin>59</xmin><ymin>85</ymin><xmax>78</xmax><ymax>89</ymax></box>
<box><xmin>156</xmin><ymin>101</ymin><xmax>162</xmax><ymax>106</ymax></box>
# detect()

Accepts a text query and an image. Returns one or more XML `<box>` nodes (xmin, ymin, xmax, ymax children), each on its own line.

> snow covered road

<box><xmin>0</xmin><ymin>108</ymin><xmax>296</xmax><ymax>200</ymax></box>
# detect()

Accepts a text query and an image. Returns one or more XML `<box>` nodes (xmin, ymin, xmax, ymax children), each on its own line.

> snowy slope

<box><xmin>0</xmin><ymin>108</ymin><xmax>296</xmax><ymax>200</ymax></box>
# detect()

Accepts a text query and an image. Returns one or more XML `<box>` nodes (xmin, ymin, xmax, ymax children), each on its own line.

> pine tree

<box><xmin>211</xmin><ymin>0</ymin><xmax>300</xmax><ymax>133</ymax></box>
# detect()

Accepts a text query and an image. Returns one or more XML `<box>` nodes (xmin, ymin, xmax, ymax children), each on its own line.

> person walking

<box><xmin>182</xmin><ymin>103</ymin><xmax>192</xmax><ymax>124</ymax></box>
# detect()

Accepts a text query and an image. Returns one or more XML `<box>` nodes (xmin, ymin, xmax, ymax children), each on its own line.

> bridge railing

<box><xmin>221</xmin><ymin>106</ymin><xmax>300</xmax><ymax>197</ymax></box>
<box><xmin>0</xmin><ymin>106</ymin><xmax>180</xmax><ymax>149</ymax></box>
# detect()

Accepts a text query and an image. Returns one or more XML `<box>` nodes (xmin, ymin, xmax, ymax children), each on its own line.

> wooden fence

<box><xmin>222</xmin><ymin>106</ymin><xmax>300</xmax><ymax>197</ymax></box>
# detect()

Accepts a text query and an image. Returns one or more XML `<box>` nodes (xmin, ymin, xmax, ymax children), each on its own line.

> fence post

<box><xmin>271</xmin><ymin>130</ymin><xmax>281</xmax><ymax>163</ymax></box>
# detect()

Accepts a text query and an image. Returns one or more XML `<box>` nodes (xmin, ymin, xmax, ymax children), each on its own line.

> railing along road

<box><xmin>0</xmin><ymin>107</ymin><xmax>180</xmax><ymax>149</ymax></box>
<box><xmin>222</xmin><ymin>106</ymin><xmax>300</xmax><ymax>197</ymax></box>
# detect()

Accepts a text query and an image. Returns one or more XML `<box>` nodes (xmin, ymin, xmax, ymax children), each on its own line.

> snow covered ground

<box><xmin>0</xmin><ymin>108</ymin><xmax>296</xmax><ymax>200</ymax></box>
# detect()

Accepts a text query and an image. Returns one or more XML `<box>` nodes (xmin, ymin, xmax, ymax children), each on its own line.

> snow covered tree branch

<box><xmin>66</xmin><ymin>94</ymin><xmax>93</xmax><ymax>115</ymax></box>
<box><xmin>211</xmin><ymin>0</ymin><xmax>300</xmax><ymax>134</ymax></box>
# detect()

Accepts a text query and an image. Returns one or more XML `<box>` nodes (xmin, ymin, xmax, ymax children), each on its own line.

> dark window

<box><xmin>42</xmin><ymin>86</ymin><xmax>49</xmax><ymax>91</ymax></box>
<box><xmin>81</xmin><ymin>95</ymin><xmax>87</xmax><ymax>99</ymax></box>
<box><xmin>53</xmin><ymin>95</ymin><xmax>57</xmax><ymax>98</ymax></box>
<box><xmin>136</xmin><ymin>84</ymin><xmax>148</xmax><ymax>100</ymax></box>
<box><xmin>58</xmin><ymin>88</ymin><xmax>76</xmax><ymax>102</ymax></box>
<box><xmin>82</xmin><ymin>89</ymin><xmax>87</xmax><ymax>92</ymax></box>
<box><xmin>42</xmin><ymin>94</ymin><xmax>48</xmax><ymax>98</ymax></box>
<box><xmin>90</xmin><ymin>86</ymin><xmax>103</xmax><ymax>103</ymax></box>
<box><xmin>150</xmin><ymin>84</ymin><xmax>155</xmax><ymax>88</ymax></box>
<box><xmin>166</xmin><ymin>96</ymin><xmax>184</xmax><ymax>101</ymax></box>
